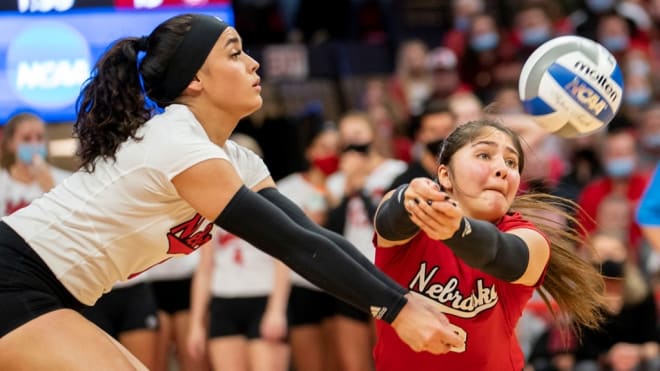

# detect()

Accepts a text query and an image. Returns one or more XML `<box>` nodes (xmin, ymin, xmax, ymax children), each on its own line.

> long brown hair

<box><xmin>74</xmin><ymin>14</ymin><xmax>195</xmax><ymax>172</ymax></box>
<box><xmin>439</xmin><ymin>120</ymin><xmax>606</xmax><ymax>332</ymax></box>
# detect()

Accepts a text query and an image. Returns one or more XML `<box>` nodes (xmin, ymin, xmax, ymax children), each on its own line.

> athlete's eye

<box><xmin>505</xmin><ymin>158</ymin><xmax>518</xmax><ymax>169</ymax></box>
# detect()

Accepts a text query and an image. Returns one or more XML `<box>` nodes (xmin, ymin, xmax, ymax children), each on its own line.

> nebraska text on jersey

<box><xmin>409</xmin><ymin>262</ymin><xmax>498</xmax><ymax>318</ymax></box>
<box><xmin>166</xmin><ymin>213</ymin><xmax>213</xmax><ymax>254</ymax></box>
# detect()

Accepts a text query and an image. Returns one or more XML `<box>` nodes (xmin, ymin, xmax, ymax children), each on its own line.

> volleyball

<box><xmin>518</xmin><ymin>35</ymin><xmax>624</xmax><ymax>138</ymax></box>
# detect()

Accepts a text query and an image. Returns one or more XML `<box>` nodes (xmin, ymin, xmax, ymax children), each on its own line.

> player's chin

<box><xmin>242</xmin><ymin>97</ymin><xmax>263</xmax><ymax>117</ymax></box>
<box><xmin>478</xmin><ymin>200</ymin><xmax>509</xmax><ymax>220</ymax></box>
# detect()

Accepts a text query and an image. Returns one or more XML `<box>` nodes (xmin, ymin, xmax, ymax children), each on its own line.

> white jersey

<box><xmin>209</xmin><ymin>229</ymin><xmax>276</xmax><ymax>297</ymax></box>
<box><xmin>2</xmin><ymin>105</ymin><xmax>270</xmax><ymax>306</ymax></box>
<box><xmin>326</xmin><ymin>159</ymin><xmax>406</xmax><ymax>261</ymax></box>
<box><xmin>0</xmin><ymin>166</ymin><xmax>71</xmax><ymax>217</ymax></box>
<box><xmin>276</xmin><ymin>172</ymin><xmax>328</xmax><ymax>290</ymax></box>
<box><xmin>145</xmin><ymin>251</ymin><xmax>200</xmax><ymax>282</ymax></box>
<box><xmin>112</xmin><ymin>268</ymin><xmax>151</xmax><ymax>289</ymax></box>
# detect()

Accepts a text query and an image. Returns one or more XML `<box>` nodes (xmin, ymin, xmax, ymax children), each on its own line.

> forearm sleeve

<box><xmin>216</xmin><ymin>186</ymin><xmax>407</xmax><ymax>323</ymax></box>
<box><xmin>374</xmin><ymin>184</ymin><xmax>420</xmax><ymax>241</ymax></box>
<box><xmin>258</xmin><ymin>187</ymin><xmax>408</xmax><ymax>295</ymax></box>
<box><xmin>442</xmin><ymin>217</ymin><xmax>529</xmax><ymax>282</ymax></box>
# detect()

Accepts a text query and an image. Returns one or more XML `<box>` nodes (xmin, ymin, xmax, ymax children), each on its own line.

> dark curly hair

<box><xmin>74</xmin><ymin>14</ymin><xmax>195</xmax><ymax>172</ymax></box>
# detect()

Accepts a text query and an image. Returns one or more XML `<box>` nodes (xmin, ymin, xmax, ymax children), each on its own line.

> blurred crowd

<box><xmin>4</xmin><ymin>0</ymin><xmax>660</xmax><ymax>370</ymax></box>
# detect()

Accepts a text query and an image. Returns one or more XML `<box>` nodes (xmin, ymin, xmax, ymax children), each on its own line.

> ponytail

<box><xmin>512</xmin><ymin>193</ymin><xmax>607</xmax><ymax>334</ymax></box>
<box><xmin>74</xmin><ymin>37</ymin><xmax>151</xmax><ymax>172</ymax></box>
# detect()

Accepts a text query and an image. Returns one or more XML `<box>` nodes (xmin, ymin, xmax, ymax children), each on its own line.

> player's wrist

<box><xmin>378</xmin><ymin>292</ymin><xmax>409</xmax><ymax>324</ymax></box>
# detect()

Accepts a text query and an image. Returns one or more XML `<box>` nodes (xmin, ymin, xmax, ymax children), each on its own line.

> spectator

<box><xmin>388</xmin><ymin>99</ymin><xmax>457</xmax><ymax>191</ymax></box>
<box><xmin>638</xmin><ymin>104</ymin><xmax>660</xmax><ymax>172</ymax></box>
<box><xmin>427</xmin><ymin>47</ymin><xmax>468</xmax><ymax>100</ymax></box>
<box><xmin>575</xmin><ymin>232</ymin><xmax>660</xmax><ymax>371</ymax></box>
<box><xmin>448</xmin><ymin>91</ymin><xmax>484</xmax><ymax>125</ymax></box>
<box><xmin>578</xmin><ymin>120</ymin><xmax>651</xmax><ymax>261</ymax></box>
<box><xmin>512</xmin><ymin>2</ymin><xmax>558</xmax><ymax>62</ymax></box>
<box><xmin>459</xmin><ymin>13</ymin><xmax>517</xmax><ymax>101</ymax></box>
<box><xmin>388</xmin><ymin>39</ymin><xmax>433</xmax><ymax>119</ymax></box>
<box><xmin>0</xmin><ymin>112</ymin><xmax>70</xmax><ymax>216</ymax></box>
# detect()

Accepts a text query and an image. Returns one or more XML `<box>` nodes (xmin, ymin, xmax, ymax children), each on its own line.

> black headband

<box><xmin>152</xmin><ymin>14</ymin><xmax>228</xmax><ymax>103</ymax></box>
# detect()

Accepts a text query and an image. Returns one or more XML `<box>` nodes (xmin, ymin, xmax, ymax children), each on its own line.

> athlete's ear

<box><xmin>186</xmin><ymin>75</ymin><xmax>203</xmax><ymax>93</ymax></box>
<box><xmin>437</xmin><ymin>165</ymin><xmax>452</xmax><ymax>192</ymax></box>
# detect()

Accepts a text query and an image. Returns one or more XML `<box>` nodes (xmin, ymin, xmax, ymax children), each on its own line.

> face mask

<box><xmin>425</xmin><ymin>138</ymin><xmax>445</xmax><ymax>157</ymax></box>
<box><xmin>17</xmin><ymin>143</ymin><xmax>47</xmax><ymax>165</ymax></box>
<box><xmin>470</xmin><ymin>32</ymin><xmax>499</xmax><ymax>52</ymax></box>
<box><xmin>627</xmin><ymin>59</ymin><xmax>650</xmax><ymax>77</ymax></box>
<box><xmin>624</xmin><ymin>88</ymin><xmax>652</xmax><ymax>107</ymax></box>
<box><xmin>600</xmin><ymin>260</ymin><xmax>625</xmax><ymax>278</ymax></box>
<box><xmin>454</xmin><ymin>16</ymin><xmax>470</xmax><ymax>31</ymax></box>
<box><xmin>521</xmin><ymin>26</ymin><xmax>550</xmax><ymax>46</ymax></box>
<box><xmin>586</xmin><ymin>0</ymin><xmax>615</xmax><ymax>13</ymax></box>
<box><xmin>605</xmin><ymin>157</ymin><xmax>635</xmax><ymax>178</ymax></box>
<box><xmin>643</xmin><ymin>133</ymin><xmax>660</xmax><ymax>149</ymax></box>
<box><xmin>601</xmin><ymin>35</ymin><xmax>629</xmax><ymax>53</ymax></box>
<box><xmin>342</xmin><ymin>143</ymin><xmax>371</xmax><ymax>155</ymax></box>
<box><xmin>312</xmin><ymin>154</ymin><xmax>339</xmax><ymax>176</ymax></box>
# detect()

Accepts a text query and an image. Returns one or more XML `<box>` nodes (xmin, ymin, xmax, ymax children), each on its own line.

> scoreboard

<box><xmin>0</xmin><ymin>0</ymin><xmax>233</xmax><ymax>123</ymax></box>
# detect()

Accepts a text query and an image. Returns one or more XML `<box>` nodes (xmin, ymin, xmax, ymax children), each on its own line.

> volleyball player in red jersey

<box><xmin>373</xmin><ymin>120</ymin><xmax>607</xmax><ymax>370</ymax></box>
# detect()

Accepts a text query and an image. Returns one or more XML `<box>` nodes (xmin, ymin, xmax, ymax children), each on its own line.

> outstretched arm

<box><xmin>173</xmin><ymin>159</ymin><xmax>462</xmax><ymax>353</ymax></box>
<box><xmin>254</xmin><ymin>178</ymin><xmax>412</xmax><ymax>300</ymax></box>
<box><xmin>376</xmin><ymin>177</ymin><xmax>549</xmax><ymax>285</ymax></box>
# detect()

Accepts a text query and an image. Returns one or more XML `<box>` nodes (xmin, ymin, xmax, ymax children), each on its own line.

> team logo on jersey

<box><xmin>408</xmin><ymin>262</ymin><xmax>498</xmax><ymax>318</ymax></box>
<box><xmin>166</xmin><ymin>213</ymin><xmax>213</xmax><ymax>254</ymax></box>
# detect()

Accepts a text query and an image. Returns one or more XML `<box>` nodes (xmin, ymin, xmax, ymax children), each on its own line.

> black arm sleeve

<box><xmin>258</xmin><ymin>187</ymin><xmax>408</xmax><ymax>298</ymax></box>
<box><xmin>216</xmin><ymin>186</ymin><xmax>407</xmax><ymax>323</ymax></box>
<box><xmin>442</xmin><ymin>217</ymin><xmax>530</xmax><ymax>282</ymax></box>
<box><xmin>374</xmin><ymin>184</ymin><xmax>420</xmax><ymax>241</ymax></box>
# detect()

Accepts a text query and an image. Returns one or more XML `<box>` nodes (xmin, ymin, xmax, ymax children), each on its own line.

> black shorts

<box><xmin>209</xmin><ymin>296</ymin><xmax>274</xmax><ymax>340</ymax></box>
<box><xmin>151</xmin><ymin>277</ymin><xmax>192</xmax><ymax>315</ymax></box>
<box><xmin>287</xmin><ymin>285</ymin><xmax>336</xmax><ymax>327</ymax></box>
<box><xmin>0</xmin><ymin>222</ymin><xmax>87</xmax><ymax>337</ymax></box>
<box><xmin>81</xmin><ymin>282</ymin><xmax>159</xmax><ymax>338</ymax></box>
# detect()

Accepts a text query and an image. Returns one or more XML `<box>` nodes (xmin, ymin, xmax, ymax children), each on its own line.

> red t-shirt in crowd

<box><xmin>577</xmin><ymin>172</ymin><xmax>650</xmax><ymax>252</ymax></box>
<box><xmin>374</xmin><ymin>212</ymin><xmax>546</xmax><ymax>371</ymax></box>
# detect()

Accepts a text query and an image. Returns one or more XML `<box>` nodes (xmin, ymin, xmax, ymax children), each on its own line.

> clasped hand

<box><xmin>404</xmin><ymin>178</ymin><xmax>463</xmax><ymax>240</ymax></box>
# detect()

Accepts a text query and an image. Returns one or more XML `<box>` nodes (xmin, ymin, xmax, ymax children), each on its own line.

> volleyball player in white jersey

<box><xmin>188</xmin><ymin>228</ymin><xmax>290</xmax><ymax>371</ymax></box>
<box><xmin>147</xmin><ymin>253</ymin><xmax>208</xmax><ymax>371</ymax></box>
<box><xmin>0</xmin><ymin>113</ymin><xmax>70</xmax><ymax>217</ymax></box>
<box><xmin>187</xmin><ymin>133</ymin><xmax>289</xmax><ymax>371</ymax></box>
<box><xmin>325</xmin><ymin>111</ymin><xmax>407</xmax><ymax>371</ymax></box>
<box><xmin>0</xmin><ymin>14</ymin><xmax>461</xmax><ymax>370</ymax></box>
<box><xmin>277</xmin><ymin>123</ymin><xmax>341</xmax><ymax>371</ymax></box>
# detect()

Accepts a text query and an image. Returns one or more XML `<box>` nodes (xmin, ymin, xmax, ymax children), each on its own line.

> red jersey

<box><xmin>374</xmin><ymin>212</ymin><xmax>546</xmax><ymax>371</ymax></box>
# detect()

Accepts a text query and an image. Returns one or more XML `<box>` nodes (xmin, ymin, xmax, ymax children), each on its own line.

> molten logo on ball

<box><xmin>572</xmin><ymin>60</ymin><xmax>619</xmax><ymax>102</ymax></box>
